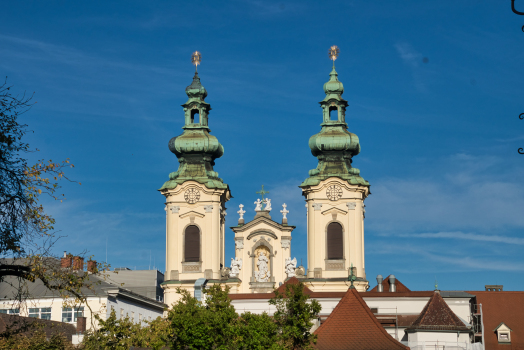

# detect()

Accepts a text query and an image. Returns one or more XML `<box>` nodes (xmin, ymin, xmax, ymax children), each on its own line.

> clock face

<box><xmin>326</xmin><ymin>185</ymin><xmax>343</xmax><ymax>201</ymax></box>
<box><xmin>184</xmin><ymin>188</ymin><xmax>200</xmax><ymax>204</ymax></box>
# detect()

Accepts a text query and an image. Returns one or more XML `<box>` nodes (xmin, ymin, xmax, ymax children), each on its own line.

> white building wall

<box><xmin>106</xmin><ymin>296</ymin><xmax>163</xmax><ymax>325</ymax></box>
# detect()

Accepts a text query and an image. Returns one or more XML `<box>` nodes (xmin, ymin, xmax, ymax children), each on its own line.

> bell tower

<box><xmin>160</xmin><ymin>52</ymin><xmax>231</xmax><ymax>305</ymax></box>
<box><xmin>299</xmin><ymin>47</ymin><xmax>370</xmax><ymax>292</ymax></box>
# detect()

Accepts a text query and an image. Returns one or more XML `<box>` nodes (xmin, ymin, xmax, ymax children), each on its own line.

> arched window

<box><xmin>327</xmin><ymin>222</ymin><xmax>343</xmax><ymax>259</ymax></box>
<box><xmin>184</xmin><ymin>225</ymin><xmax>200</xmax><ymax>262</ymax></box>
<box><xmin>329</xmin><ymin>106</ymin><xmax>338</xmax><ymax>121</ymax></box>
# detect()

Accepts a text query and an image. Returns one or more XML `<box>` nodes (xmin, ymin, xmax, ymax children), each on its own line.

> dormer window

<box><xmin>494</xmin><ymin>322</ymin><xmax>512</xmax><ymax>344</ymax></box>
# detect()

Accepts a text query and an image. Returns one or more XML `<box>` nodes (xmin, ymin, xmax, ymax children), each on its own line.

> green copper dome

<box><xmin>159</xmin><ymin>72</ymin><xmax>228</xmax><ymax>191</ymax></box>
<box><xmin>300</xmin><ymin>65</ymin><xmax>369</xmax><ymax>188</ymax></box>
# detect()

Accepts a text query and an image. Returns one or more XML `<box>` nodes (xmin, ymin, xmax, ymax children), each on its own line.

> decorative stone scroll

<box><xmin>169</xmin><ymin>206</ymin><xmax>180</xmax><ymax>214</ymax></box>
<box><xmin>346</xmin><ymin>202</ymin><xmax>356</xmax><ymax>210</ymax></box>
<box><xmin>312</xmin><ymin>203</ymin><xmax>323</xmax><ymax>211</ymax></box>
<box><xmin>204</xmin><ymin>205</ymin><xmax>213</xmax><ymax>213</ymax></box>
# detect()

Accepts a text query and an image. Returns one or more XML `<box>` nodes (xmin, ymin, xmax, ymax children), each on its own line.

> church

<box><xmin>158</xmin><ymin>50</ymin><xmax>523</xmax><ymax>350</ymax></box>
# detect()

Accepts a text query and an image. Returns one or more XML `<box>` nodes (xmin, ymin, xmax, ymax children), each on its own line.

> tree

<box><xmin>0</xmin><ymin>78</ymin><xmax>108</xmax><ymax>336</ymax></box>
<box><xmin>82</xmin><ymin>309</ymin><xmax>142</xmax><ymax>350</ymax></box>
<box><xmin>269</xmin><ymin>281</ymin><xmax>322</xmax><ymax>350</ymax></box>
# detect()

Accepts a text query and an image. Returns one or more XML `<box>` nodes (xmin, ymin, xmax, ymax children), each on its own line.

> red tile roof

<box><xmin>466</xmin><ymin>291</ymin><xmax>524</xmax><ymax>350</ymax></box>
<box><xmin>276</xmin><ymin>276</ymin><xmax>313</xmax><ymax>295</ymax></box>
<box><xmin>370</xmin><ymin>275</ymin><xmax>411</xmax><ymax>293</ymax></box>
<box><xmin>407</xmin><ymin>290</ymin><xmax>469</xmax><ymax>332</ymax></box>
<box><xmin>313</xmin><ymin>288</ymin><xmax>410</xmax><ymax>350</ymax></box>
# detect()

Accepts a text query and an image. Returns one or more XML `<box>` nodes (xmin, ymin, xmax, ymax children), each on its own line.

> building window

<box><xmin>327</xmin><ymin>222</ymin><xmax>343</xmax><ymax>259</ymax></box>
<box><xmin>494</xmin><ymin>322</ymin><xmax>512</xmax><ymax>343</ymax></box>
<box><xmin>29</xmin><ymin>307</ymin><xmax>51</xmax><ymax>320</ymax></box>
<box><xmin>0</xmin><ymin>308</ymin><xmax>20</xmax><ymax>315</ymax></box>
<box><xmin>62</xmin><ymin>307</ymin><xmax>84</xmax><ymax>323</ymax></box>
<box><xmin>184</xmin><ymin>225</ymin><xmax>200</xmax><ymax>262</ymax></box>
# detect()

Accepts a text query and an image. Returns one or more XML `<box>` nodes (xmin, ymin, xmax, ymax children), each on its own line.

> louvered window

<box><xmin>185</xmin><ymin>225</ymin><xmax>200</xmax><ymax>262</ymax></box>
<box><xmin>327</xmin><ymin>222</ymin><xmax>343</xmax><ymax>259</ymax></box>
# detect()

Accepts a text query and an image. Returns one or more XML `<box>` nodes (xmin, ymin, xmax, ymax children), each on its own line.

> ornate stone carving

<box><xmin>182</xmin><ymin>262</ymin><xmax>201</xmax><ymax>273</ymax></box>
<box><xmin>263</xmin><ymin>198</ymin><xmax>272</xmax><ymax>211</ymax></box>
<box><xmin>312</xmin><ymin>203</ymin><xmax>323</xmax><ymax>211</ymax></box>
<box><xmin>254</xmin><ymin>198</ymin><xmax>262</xmax><ymax>211</ymax></box>
<box><xmin>204</xmin><ymin>205</ymin><xmax>213</xmax><ymax>213</ymax></box>
<box><xmin>326</xmin><ymin>185</ymin><xmax>343</xmax><ymax>201</ymax></box>
<box><xmin>285</xmin><ymin>257</ymin><xmax>297</xmax><ymax>278</ymax></box>
<box><xmin>255</xmin><ymin>250</ymin><xmax>270</xmax><ymax>282</ymax></box>
<box><xmin>221</xmin><ymin>205</ymin><xmax>227</xmax><ymax>216</ymax></box>
<box><xmin>346</xmin><ymin>202</ymin><xmax>356</xmax><ymax>210</ymax></box>
<box><xmin>280</xmin><ymin>203</ymin><xmax>289</xmax><ymax>219</ymax></box>
<box><xmin>184</xmin><ymin>188</ymin><xmax>200</xmax><ymax>204</ymax></box>
<box><xmin>281</xmin><ymin>239</ymin><xmax>290</xmax><ymax>250</ymax></box>
<box><xmin>229</xmin><ymin>257</ymin><xmax>242</xmax><ymax>278</ymax></box>
<box><xmin>237</xmin><ymin>204</ymin><xmax>246</xmax><ymax>219</ymax></box>
<box><xmin>235</xmin><ymin>239</ymin><xmax>244</xmax><ymax>250</ymax></box>
<box><xmin>325</xmin><ymin>260</ymin><xmax>345</xmax><ymax>271</ymax></box>
<box><xmin>169</xmin><ymin>206</ymin><xmax>180</xmax><ymax>213</ymax></box>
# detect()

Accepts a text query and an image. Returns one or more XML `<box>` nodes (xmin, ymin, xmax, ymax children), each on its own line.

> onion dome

<box><xmin>300</xmin><ymin>63</ymin><xmax>369</xmax><ymax>188</ymax></box>
<box><xmin>160</xmin><ymin>69</ymin><xmax>227</xmax><ymax>191</ymax></box>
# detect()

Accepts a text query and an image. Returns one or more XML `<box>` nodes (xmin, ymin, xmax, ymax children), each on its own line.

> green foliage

<box><xmin>167</xmin><ymin>285</ymin><xmax>238</xmax><ymax>349</ymax></box>
<box><xmin>269</xmin><ymin>282</ymin><xmax>322</xmax><ymax>350</ymax></box>
<box><xmin>0</xmin><ymin>329</ymin><xmax>73</xmax><ymax>350</ymax></box>
<box><xmin>82</xmin><ymin>309</ymin><xmax>142</xmax><ymax>350</ymax></box>
<box><xmin>234</xmin><ymin>312</ymin><xmax>280</xmax><ymax>350</ymax></box>
<box><xmin>82</xmin><ymin>281</ymin><xmax>321</xmax><ymax>350</ymax></box>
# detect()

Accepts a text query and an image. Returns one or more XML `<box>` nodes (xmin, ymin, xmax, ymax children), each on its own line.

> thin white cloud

<box><xmin>392</xmin><ymin>231</ymin><xmax>524</xmax><ymax>245</ymax></box>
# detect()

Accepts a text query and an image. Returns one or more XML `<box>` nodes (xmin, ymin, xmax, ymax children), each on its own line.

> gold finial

<box><xmin>191</xmin><ymin>51</ymin><xmax>202</xmax><ymax>72</ymax></box>
<box><xmin>328</xmin><ymin>45</ymin><xmax>340</xmax><ymax>67</ymax></box>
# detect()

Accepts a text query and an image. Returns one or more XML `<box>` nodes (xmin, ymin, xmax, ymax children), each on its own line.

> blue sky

<box><xmin>2</xmin><ymin>1</ymin><xmax>523</xmax><ymax>291</ymax></box>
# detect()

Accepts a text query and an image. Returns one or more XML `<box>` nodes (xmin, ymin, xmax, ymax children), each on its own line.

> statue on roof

<box><xmin>285</xmin><ymin>257</ymin><xmax>297</xmax><ymax>278</ymax></box>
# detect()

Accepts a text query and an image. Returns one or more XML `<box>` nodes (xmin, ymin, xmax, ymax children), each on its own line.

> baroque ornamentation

<box><xmin>237</xmin><ymin>204</ymin><xmax>246</xmax><ymax>219</ymax></box>
<box><xmin>312</xmin><ymin>203</ymin><xmax>323</xmax><ymax>211</ymax></box>
<box><xmin>263</xmin><ymin>198</ymin><xmax>272</xmax><ymax>211</ymax></box>
<box><xmin>254</xmin><ymin>198</ymin><xmax>262</xmax><ymax>211</ymax></box>
<box><xmin>255</xmin><ymin>249</ymin><xmax>270</xmax><ymax>282</ymax></box>
<box><xmin>229</xmin><ymin>257</ymin><xmax>242</xmax><ymax>278</ymax></box>
<box><xmin>346</xmin><ymin>202</ymin><xmax>356</xmax><ymax>210</ymax></box>
<box><xmin>285</xmin><ymin>257</ymin><xmax>297</xmax><ymax>278</ymax></box>
<box><xmin>169</xmin><ymin>206</ymin><xmax>180</xmax><ymax>213</ymax></box>
<box><xmin>235</xmin><ymin>240</ymin><xmax>244</xmax><ymax>250</ymax></box>
<box><xmin>204</xmin><ymin>205</ymin><xmax>213</xmax><ymax>213</ymax></box>
<box><xmin>280</xmin><ymin>203</ymin><xmax>289</xmax><ymax>219</ymax></box>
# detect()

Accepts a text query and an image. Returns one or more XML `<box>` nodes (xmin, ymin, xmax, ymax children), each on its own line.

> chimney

<box><xmin>376</xmin><ymin>275</ymin><xmax>384</xmax><ymax>292</ymax></box>
<box><xmin>61</xmin><ymin>252</ymin><xmax>72</xmax><ymax>268</ymax></box>
<box><xmin>389</xmin><ymin>275</ymin><xmax>396</xmax><ymax>292</ymax></box>
<box><xmin>73</xmin><ymin>256</ymin><xmax>84</xmax><ymax>271</ymax></box>
<box><xmin>76</xmin><ymin>316</ymin><xmax>86</xmax><ymax>334</ymax></box>
<box><xmin>87</xmin><ymin>260</ymin><xmax>97</xmax><ymax>274</ymax></box>
<box><xmin>485</xmin><ymin>285</ymin><xmax>503</xmax><ymax>291</ymax></box>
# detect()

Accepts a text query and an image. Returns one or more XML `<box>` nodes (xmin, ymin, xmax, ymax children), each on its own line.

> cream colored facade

<box><xmin>231</xmin><ymin>210</ymin><xmax>294</xmax><ymax>293</ymax></box>
<box><xmin>302</xmin><ymin>178</ymin><xmax>370</xmax><ymax>292</ymax></box>
<box><xmin>161</xmin><ymin>180</ymin><xmax>231</xmax><ymax>306</ymax></box>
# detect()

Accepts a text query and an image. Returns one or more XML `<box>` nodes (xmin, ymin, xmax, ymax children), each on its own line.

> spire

<box><xmin>159</xmin><ymin>52</ymin><xmax>228</xmax><ymax>191</ymax></box>
<box><xmin>300</xmin><ymin>46</ymin><xmax>369</xmax><ymax>188</ymax></box>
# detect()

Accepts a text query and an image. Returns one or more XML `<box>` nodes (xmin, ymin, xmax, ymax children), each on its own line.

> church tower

<box><xmin>299</xmin><ymin>47</ymin><xmax>370</xmax><ymax>292</ymax></box>
<box><xmin>160</xmin><ymin>53</ymin><xmax>231</xmax><ymax>305</ymax></box>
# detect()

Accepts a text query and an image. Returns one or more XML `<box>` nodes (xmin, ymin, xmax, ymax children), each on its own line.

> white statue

<box><xmin>254</xmin><ymin>198</ymin><xmax>262</xmax><ymax>211</ymax></box>
<box><xmin>237</xmin><ymin>204</ymin><xmax>246</xmax><ymax>220</ymax></box>
<box><xmin>255</xmin><ymin>251</ymin><xmax>270</xmax><ymax>282</ymax></box>
<box><xmin>285</xmin><ymin>257</ymin><xmax>297</xmax><ymax>278</ymax></box>
<box><xmin>263</xmin><ymin>198</ymin><xmax>272</xmax><ymax>211</ymax></box>
<box><xmin>280</xmin><ymin>203</ymin><xmax>289</xmax><ymax>219</ymax></box>
<box><xmin>230</xmin><ymin>257</ymin><xmax>242</xmax><ymax>278</ymax></box>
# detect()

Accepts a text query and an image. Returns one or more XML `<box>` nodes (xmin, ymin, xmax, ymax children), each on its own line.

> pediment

<box><xmin>231</xmin><ymin>215</ymin><xmax>295</xmax><ymax>233</ymax></box>
<box><xmin>179</xmin><ymin>210</ymin><xmax>205</xmax><ymax>219</ymax></box>
<box><xmin>321</xmin><ymin>207</ymin><xmax>347</xmax><ymax>216</ymax></box>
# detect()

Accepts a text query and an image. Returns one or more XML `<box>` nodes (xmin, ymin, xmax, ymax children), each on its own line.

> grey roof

<box><xmin>0</xmin><ymin>258</ymin><xmax>166</xmax><ymax>310</ymax></box>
